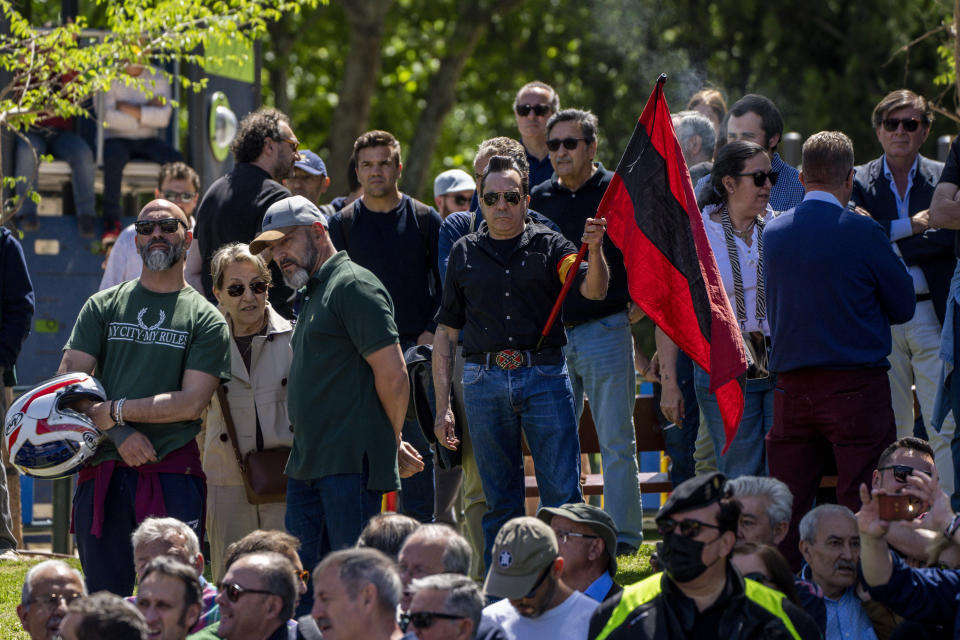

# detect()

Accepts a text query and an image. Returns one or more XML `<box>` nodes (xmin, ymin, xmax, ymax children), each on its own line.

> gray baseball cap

<box><xmin>250</xmin><ymin>195</ymin><xmax>327</xmax><ymax>255</ymax></box>
<box><xmin>434</xmin><ymin>169</ymin><xmax>476</xmax><ymax>199</ymax></box>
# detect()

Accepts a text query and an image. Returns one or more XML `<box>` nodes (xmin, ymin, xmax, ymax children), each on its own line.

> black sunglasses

<box><xmin>161</xmin><ymin>190</ymin><xmax>197</xmax><ymax>204</ymax></box>
<box><xmin>734</xmin><ymin>170</ymin><xmax>779</xmax><ymax>188</ymax></box>
<box><xmin>217</xmin><ymin>582</ymin><xmax>276</xmax><ymax>602</ymax></box>
<box><xmin>482</xmin><ymin>191</ymin><xmax>523</xmax><ymax>206</ymax></box>
<box><xmin>879</xmin><ymin>464</ymin><xmax>931</xmax><ymax>483</ymax></box>
<box><xmin>448</xmin><ymin>194</ymin><xmax>472</xmax><ymax>206</ymax></box>
<box><xmin>882</xmin><ymin>118</ymin><xmax>922</xmax><ymax>133</ymax></box>
<box><xmin>515</xmin><ymin>103</ymin><xmax>551</xmax><ymax>117</ymax></box>
<box><xmin>546</xmin><ymin>137</ymin><xmax>586</xmax><ymax>152</ymax></box>
<box><xmin>134</xmin><ymin>218</ymin><xmax>186</xmax><ymax>235</ymax></box>
<box><xmin>401</xmin><ymin>611</ymin><xmax>466</xmax><ymax>630</ymax></box>
<box><xmin>226</xmin><ymin>281</ymin><xmax>269</xmax><ymax>297</ymax></box>
<box><xmin>657</xmin><ymin>518</ymin><xmax>722</xmax><ymax>538</ymax></box>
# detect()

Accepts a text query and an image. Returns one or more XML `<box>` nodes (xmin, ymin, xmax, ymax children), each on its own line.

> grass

<box><xmin>615</xmin><ymin>542</ymin><xmax>657</xmax><ymax>586</ymax></box>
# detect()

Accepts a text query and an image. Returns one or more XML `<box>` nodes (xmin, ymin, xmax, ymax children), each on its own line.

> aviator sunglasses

<box><xmin>546</xmin><ymin>137</ymin><xmax>586</xmax><ymax>152</ymax></box>
<box><xmin>226</xmin><ymin>281</ymin><xmax>269</xmax><ymax>297</ymax></box>
<box><xmin>482</xmin><ymin>191</ymin><xmax>523</xmax><ymax>207</ymax></box>
<box><xmin>134</xmin><ymin>218</ymin><xmax>187</xmax><ymax>235</ymax></box>
<box><xmin>515</xmin><ymin>103</ymin><xmax>551</xmax><ymax>117</ymax></box>
<box><xmin>882</xmin><ymin>118</ymin><xmax>921</xmax><ymax>132</ymax></box>
<box><xmin>734</xmin><ymin>170</ymin><xmax>779</xmax><ymax>188</ymax></box>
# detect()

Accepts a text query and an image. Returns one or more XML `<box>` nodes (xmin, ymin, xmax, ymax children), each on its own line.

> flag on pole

<box><xmin>599</xmin><ymin>75</ymin><xmax>747</xmax><ymax>452</ymax></box>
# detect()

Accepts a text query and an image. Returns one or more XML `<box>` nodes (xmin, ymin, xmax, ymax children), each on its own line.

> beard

<box><xmin>139</xmin><ymin>236</ymin><xmax>185</xmax><ymax>272</ymax></box>
<box><xmin>280</xmin><ymin>239</ymin><xmax>318</xmax><ymax>289</ymax></box>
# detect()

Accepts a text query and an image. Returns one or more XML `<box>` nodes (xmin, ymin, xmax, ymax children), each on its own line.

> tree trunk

<box><xmin>327</xmin><ymin>0</ymin><xmax>394</xmax><ymax>197</ymax></box>
<box><xmin>400</xmin><ymin>0</ymin><xmax>523</xmax><ymax>200</ymax></box>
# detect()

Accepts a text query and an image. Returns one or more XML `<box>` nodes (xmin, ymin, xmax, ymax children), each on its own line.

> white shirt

<box><xmin>483</xmin><ymin>590</ymin><xmax>598</xmax><ymax>640</ymax></box>
<box><xmin>701</xmin><ymin>203</ymin><xmax>771</xmax><ymax>335</ymax></box>
<box><xmin>99</xmin><ymin>224</ymin><xmax>141</xmax><ymax>290</ymax></box>
<box><xmin>882</xmin><ymin>155</ymin><xmax>929</xmax><ymax>295</ymax></box>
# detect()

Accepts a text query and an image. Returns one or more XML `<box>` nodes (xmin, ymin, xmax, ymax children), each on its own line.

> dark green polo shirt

<box><xmin>287</xmin><ymin>251</ymin><xmax>401</xmax><ymax>491</ymax></box>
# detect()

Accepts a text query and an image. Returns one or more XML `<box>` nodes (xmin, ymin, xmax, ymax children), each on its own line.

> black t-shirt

<box><xmin>940</xmin><ymin>136</ymin><xmax>960</xmax><ymax>257</ymax></box>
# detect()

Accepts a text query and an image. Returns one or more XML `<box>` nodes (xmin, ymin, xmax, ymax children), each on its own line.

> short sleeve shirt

<box><xmin>286</xmin><ymin>251</ymin><xmax>400</xmax><ymax>491</ymax></box>
<box><xmin>64</xmin><ymin>280</ymin><xmax>230</xmax><ymax>464</ymax></box>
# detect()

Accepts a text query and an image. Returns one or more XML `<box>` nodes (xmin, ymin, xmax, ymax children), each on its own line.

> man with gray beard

<box><xmin>59</xmin><ymin>199</ymin><xmax>230</xmax><ymax>596</ymax></box>
<box><xmin>251</xmin><ymin>195</ymin><xmax>418</xmax><ymax>616</ymax></box>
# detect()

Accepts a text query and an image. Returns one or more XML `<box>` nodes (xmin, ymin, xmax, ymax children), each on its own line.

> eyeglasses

<box><xmin>546</xmin><ymin>137</ymin><xmax>586</xmax><ymax>152</ymax></box>
<box><xmin>134</xmin><ymin>218</ymin><xmax>187</xmax><ymax>235</ymax></box>
<box><xmin>401</xmin><ymin>611</ymin><xmax>466</xmax><ymax>630</ymax></box>
<box><xmin>554</xmin><ymin>530</ymin><xmax>599</xmax><ymax>544</ymax></box>
<box><xmin>515</xmin><ymin>103</ymin><xmax>551</xmax><ymax>117</ymax></box>
<box><xmin>296</xmin><ymin>569</ymin><xmax>310</xmax><ymax>583</ymax></box>
<box><xmin>657</xmin><ymin>518</ymin><xmax>722</xmax><ymax>538</ymax></box>
<box><xmin>274</xmin><ymin>136</ymin><xmax>300</xmax><ymax>151</ymax></box>
<box><xmin>882</xmin><ymin>118</ymin><xmax>922</xmax><ymax>133</ymax></box>
<box><xmin>878</xmin><ymin>464</ymin><xmax>931</xmax><ymax>483</ymax></box>
<box><xmin>161</xmin><ymin>190</ymin><xmax>197</xmax><ymax>204</ymax></box>
<box><xmin>27</xmin><ymin>592</ymin><xmax>82</xmax><ymax>611</ymax></box>
<box><xmin>521</xmin><ymin>565</ymin><xmax>552</xmax><ymax>599</ymax></box>
<box><xmin>482</xmin><ymin>191</ymin><xmax>523</xmax><ymax>207</ymax></box>
<box><xmin>447</xmin><ymin>194</ymin><xmax>472</xmax><ymax>206</ymax></box>
<box><xmin>734</xmin><ymin>170</ymin><xmax>779</xmax><ymax>188</ymax></box>
<box><xmin>217</xmin><ymin>582</ymin><xmax>276</xmax><ymax>602</ymax></box>
<box><xmin>225</xmin><ymin>281</ymin><xmax>269</xmax><ymax>297</ymax></box>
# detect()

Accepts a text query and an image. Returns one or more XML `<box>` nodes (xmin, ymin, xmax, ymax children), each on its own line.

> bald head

<box><xmin>138</xmin><ymin>199</ymin><xmax>188</xmax><ymax>224</ymax></box>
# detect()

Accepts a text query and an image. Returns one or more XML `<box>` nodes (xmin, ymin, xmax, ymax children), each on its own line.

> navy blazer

<box><xmin>851</xmin><ymin>154</ymin><xmax>955</xmax><ymax>324</ymax></box>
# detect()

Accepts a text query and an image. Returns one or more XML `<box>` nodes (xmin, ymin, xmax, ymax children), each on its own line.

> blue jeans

<box><xmin>694</xmin><ymin>363</ymin><xmax>775</xmax><ymax>478</ymax></box>
<box><xmin>285</xmin><ymin>468</ymin><xmax>382</xmax><ymax>617</ymax></box>
<box><xmin>103</xmin><ymin>137</ymin><xmax>181</xmax><ymax>226</ymax></box>
<box><xmin>564</xmin><ymin>311</ymin><xmax>643</xmax><ymax>547</ymax></box>
<box><xmin>461</xmin><ymin>361</ymin><xmax>583</xmax><ymax>568</ymax></box>
<box><xmin>655</xmin><ymin>350</ymin><xmax>699</xmax><ymax>485</ymax></box>
<box><xmin>15</xmin><ymin>129</ymin><xmax>96</xmax><ymax>218</ymax></box>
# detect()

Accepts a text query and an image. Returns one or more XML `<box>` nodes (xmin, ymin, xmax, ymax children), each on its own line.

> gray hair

<box><xmin>673</xmin><ymin>110</ymin><xmax>716</xmax><ymax>158</ymax></box>
<box><xmin>546</xmin><ymin>108</ymin><xmax>599</xmax><ymax>144</ymax></box>
<box><xmin>210</xmin><ymin>242</ymin><xmax>272</xmax><ymax>292</ymax></box>
<box><xmin>727</xmin><ymin>475</ymin><xmax>793</xmax><ymax>529</ymax></box>
<box><xmin>409</xmin><ymin>574</ymin><xmax>483</xmax><ymax>640</ymax></box>
<box><xmin>515</xmin><ymin>80</ymin><xmax>560</xmax><ymax>114</ymax></box>
<box><xmin>315</xmin><ymin>548</ymin><xmax>402</xmax><ymax>614</ymax></box>
<box><xmin>131</xmin><ymin>517</ymin><xmax>200</xmax><ymax>564</ymax></box>
<box><xmin>21</xmin><ymin>560</ymin><xmax>86</xmax><ymax>607</ymax></box>
<box><xmin>401</xmin><ymin>524</ymin><xmax>472</xmax><ymax>576</ymax></box>
<box><xmin>798</xmin><ymin>504</ymin><xmax>855</xmax><ymax>544</ymax></box>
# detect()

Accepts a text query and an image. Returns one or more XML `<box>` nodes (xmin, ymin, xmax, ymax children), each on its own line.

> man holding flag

<box><xmin>432</xmin><ymin>154</ymin><xmax>609</xmax><ymax>568</ymax></box>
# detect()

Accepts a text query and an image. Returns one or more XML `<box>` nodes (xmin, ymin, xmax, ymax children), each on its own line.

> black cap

<box><xmin>657</xmin><ymin>472</ymin><xmax>727</xmax><ymax>521</ymax></box>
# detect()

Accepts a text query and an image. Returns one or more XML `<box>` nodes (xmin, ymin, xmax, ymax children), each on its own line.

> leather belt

<box><xmin>464</xmin><ymin>348</ymin><xmax>563</xmax><ymax>370</ymax></box>
<box><xmin>916</xmin><ymin>293</ymin><xmax>932</xmax><ymax>302</ymax></box>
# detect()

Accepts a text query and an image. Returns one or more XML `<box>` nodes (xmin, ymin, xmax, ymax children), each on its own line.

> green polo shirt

<box><xmin>287</xmin><ymin>251</ymin><xmax>400</xmax><ymax>491</ymax></box>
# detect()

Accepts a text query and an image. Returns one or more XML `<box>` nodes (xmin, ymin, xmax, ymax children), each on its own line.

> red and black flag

<box><xmin>598</xmin><ymin>75</ymin><xmax>747</xmax><ymax>451</ymax></box>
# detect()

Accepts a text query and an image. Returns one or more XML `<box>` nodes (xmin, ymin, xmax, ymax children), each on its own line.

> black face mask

<box><xmin>657</xmin><ymin>533</ymin><xmax>709</xmax><ymax>583</ymax></box>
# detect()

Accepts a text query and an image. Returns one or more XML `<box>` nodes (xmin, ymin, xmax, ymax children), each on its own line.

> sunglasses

<box><xmin>27</xmin><ymin>592</ymin><xmax>82</xmax><ymax>611</ymax></box>
<box><xmin>274</xmin><ymin>136</ymin><xmax>300</xmax><ymax>151</ymax></box>
<box><xmin>882</xmin><ymin>118</ymin><xmax>922</xmax><ymax>133</ymax></box>
<box><xmin>515</xmin><ymin>103</ymin><xmax>551</xmax><ymax>117</ymax></box>
<box><xmin>401</xmin><ymin>611</ymin><xmax>466</xmax><ymax>630</ymax></box>
<box><xmin>226</xmin><ymin>281</ymin><xmax>269</xmax><ymax>297</ymax></box>
<box><xmin>134</xmin><ymin>218</ymin><xmax>186</xmax><ymax>235</ymax></box>
<box><xmin>657</xmin><ymin>517</ymin><xmax>722</xmax><ymax>538</ymax></box>
<box><xmin>553</xmin><ymin>530</ymin><xmax>599</xmax><ymax>544</ymax></box>
<box><xmin>447</xmin><ymin>194</ymin><xmax>472</xmax><ymax>206</ymax></box>
<box><xmin>161</xmin><ymin>190</ymin><xmax>197</xmax><ymax>204</ymax></box>
<box><xmin>878</xmin><ymin>464</ymin><xmax>931</xmax><ymax>483</ymax></box>
<box><xmin>546</xmin><ymin>137</ymin><xmax>586</xmax><ymax>152</ymax></box>
<box><xmin>217</xmin><ymin>581</ymin><xmax>276</xmax><ymax>603</ymax></box>
<box><xmin>482</xmin><ymin>191</ymin><xmax>523</xmax><ymax>206</ymax></box>
<box><xmin>734</xmin><ymin>170</ymin><xmax>779</xmax><ymax>188</ymax></box>
<box><xmin>296</xmin><ymin>569</ymin><xmax>310</xmax><ymax>583</ymax></box>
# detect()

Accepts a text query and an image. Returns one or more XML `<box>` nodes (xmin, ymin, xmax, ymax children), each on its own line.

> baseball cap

<box><xmin>433</xmin><ymin>169</ymin><xmax>476</xmax><ymax>199</ymax></box>
<box><xmin>537</xmin><ymin>503</ymin><xmax>619</xmax><ymax>576</ymax></box>
<box><xmin>250</xmin><ymin>195</ymin><xmax>327</xmax><ymax>255</ymax></box>
<box><xmin>294</xmin><ymin>150</ymin><xmax>327</xmax><ymax>176</ymax></box>
<box><xmin>483</xmin><ymin>517</ymin><xmax>558</xmax><ymax>599</ymax></box>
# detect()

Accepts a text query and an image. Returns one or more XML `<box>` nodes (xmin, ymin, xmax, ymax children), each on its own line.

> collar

<box><xmin>224</xmin><ymin>302</ymin><xmax>293</xmax><ymax>337</ymax></box>
<box><xmin>770</xmin><ymin>152</ymin><xmax>786</xmax><ymax>172</ymax></box>
<box><xmin>307</xmin><ymin>251</ymin><xmax>349</xmax><ymax>291</ymax></box>
<box><xmin>802</xmin><ymin>190</ymin><xmax>843</xmax><ymax>208</ymax></box>
<box><xmin>583</xmin><ymin>572</ymin><xmax>615</xmax><ymax>601</ymax></box>
<box><xmin>881</xmin><ymin>154</ymin><xmax>919</xmax><ymax>183</ymax></box>
<box><xmin>550</xmin><ymin>162</ymin><xmax>608</xmax><ymax>193</ymax></box>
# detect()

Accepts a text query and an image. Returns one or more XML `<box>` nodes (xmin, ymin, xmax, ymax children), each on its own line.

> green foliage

<box><xmin>615</xmin><ymin>543</ymin><xmax>657</xmax><ymax>586</ymax></box>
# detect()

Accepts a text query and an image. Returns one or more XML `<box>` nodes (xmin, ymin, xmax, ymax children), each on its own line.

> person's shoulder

<box><xmin>530</xmin><ymin>178</ymin><xmax>556</xmax><ymax>198</ymax></box>
<box><xmin>186</xmin><ymin>621</ymin><xmax>220</xmax><ymax>639</ymax></box>
<box><xmin>482</xmin><ymin>597</ymin><xmax>516</xmax><ymax>621</ymax></box>
<box><xmin>853</xmin><ymin>156</ymin><xmax>883</xmax><ymax>184</ymax></box>
<box><xmin>440</xmin><ymin>210</ymin><xmax>474</xmax><ymax>232</ymax></box>
<box><xmin>918</xmin><ymin>154</ymin><xmax>945</xmax><ymax>177</ymax></box>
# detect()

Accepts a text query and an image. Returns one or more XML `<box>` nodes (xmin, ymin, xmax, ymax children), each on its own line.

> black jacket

<box><xmin>0</xmin><ymin>227</ymin><xmax>35</xmax><ymax>370</ymax></box>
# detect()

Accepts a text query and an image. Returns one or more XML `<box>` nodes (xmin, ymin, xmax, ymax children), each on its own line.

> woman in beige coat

<box><xmin>204</xmin><ymin>242</ymin><xmax>294</xmax><ymax>579</ymax></box>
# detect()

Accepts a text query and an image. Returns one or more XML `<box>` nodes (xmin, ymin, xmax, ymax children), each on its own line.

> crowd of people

<box><xmin>8</xmin><ymin>69</ymin><xmax>960</xmax><ymax>639</ymax></box>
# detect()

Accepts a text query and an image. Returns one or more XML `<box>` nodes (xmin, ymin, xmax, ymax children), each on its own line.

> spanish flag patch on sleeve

<box><xmin>557</xmin><ymin>253</ymin><xmax>578</xmax><ymax>284</ymax></box>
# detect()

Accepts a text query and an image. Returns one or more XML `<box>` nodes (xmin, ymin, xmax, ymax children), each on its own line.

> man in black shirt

<box><xmin>432</xmin><ymin>154</ymin><xmax>609</xmax><ymax>568</ymax></box>
<box><xmin>194</xmin><ymin>108</ymin><xmax>299</xmax><ymax>317</ymax></box>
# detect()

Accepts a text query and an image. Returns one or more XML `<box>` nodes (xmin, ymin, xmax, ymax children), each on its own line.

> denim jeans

<box><xmin>694</xmin><ymin>363</ymin><xmax>775</xmax><ymax>479</ymax></box>
<box><xmin>285</xmin><ymin>467</ymin><xmax>382</xmax><ymax>617</ymax></box>
<box><xmin>15</xmin><ymin>129</ymin><xmax>96</xmax><ymax>218</ymax></box>
<box><xmin>654</xmin><ymin>350</ymin><xmax>699</xmax><ymax>485</ymax></box>
<box><xmin>461</xmin><ymin>361</ymin><xmax>583</xmax><ymax>568</ymax></box>
<box><xmin>103</xmin><ymin>137</ymin><xmax>181</xmax><ymax>226</ymax></box>
<box><xmin>564</xmin><ymin>311</ymin><xmax>643</xmax><ymax>547</ymax></box>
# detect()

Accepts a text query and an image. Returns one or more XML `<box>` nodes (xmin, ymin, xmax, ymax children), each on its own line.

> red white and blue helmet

<box><xmin>4</xmin><ymin>373</ymin><xmax>107</xmax><ymax>478</ymax></box>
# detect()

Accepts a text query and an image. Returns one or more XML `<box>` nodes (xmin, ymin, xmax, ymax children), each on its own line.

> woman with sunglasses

<box><xmin>202</xmin><ymin>242</ymin><xmax>294</xmax><ymax>580</ymax></box>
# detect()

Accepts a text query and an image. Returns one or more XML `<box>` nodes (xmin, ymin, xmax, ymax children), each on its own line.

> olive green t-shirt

<box><xmin>64</xmin><ymin>280</ymin><xmax>230</xmax><ymax>464</ymax></box>
<box><xmin>287</xmin><ymin>251</ymin><xmax>400</xmax><ymax>492</ymax></box>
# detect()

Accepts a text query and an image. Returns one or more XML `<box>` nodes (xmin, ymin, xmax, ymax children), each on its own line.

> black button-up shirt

<box><xmin>437</xmin><ymin>220</ymin><xmax>587</xmax><ymax>355</ymax></box>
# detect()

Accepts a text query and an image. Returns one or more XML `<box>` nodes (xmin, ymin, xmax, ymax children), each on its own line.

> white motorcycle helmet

<box><xmin>4</xmin><ymin>373</ymin><xmax>107</xmax><ymax>478</ymax></box>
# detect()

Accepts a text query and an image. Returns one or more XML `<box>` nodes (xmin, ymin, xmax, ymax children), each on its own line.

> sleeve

<box><xmin>864</xmin><ymin>549</ymin><xmax>960</xmax><ymax>624</ymax></box>
<box><xmin>137</xmin><ymin>70</ymin><xmax>173</xmax><ymax>130</ymax></box>
<box><xmin>863</xmin><ymin>220</ymin><xmax>917</xmax><ymax>324</ymax></box>
<box><xmin>435</xmin><ymin>240</ymin><xmax>468</xmax><ymax>330</ymax></box>
<box><xmin>551</xmin><ymin>232</ymin><xmax>586</xmax><ymax>286</ymax></box>
<box><xmin>103</xmin><ymin>83</ymin><xmax>140</xmax><ymax>131</ymax></box>
<box><xmin>437</xmin><ymin>213</ymin><xmax>469</xmax><ymax>285</ymax></box>
<box><xmin>0</xmin><ymin>231</ymin><xmax>35</xmax><ymax>368</ymax></box>
<box><xmin>184</xmin><ymin>304</ymin><xmax>232</xmax><ymax>382</ymax></box>
<box><xmin>336</xmin><ymin>273</ymin><xmax>399</xmax><ymax>357</ymax></box>
<box><xmin>424</xmin><ymin>208</ymin><xmax>443</xmax><ymax>334</ymax></box>
<box><xmin>64</xmin><ymin>295</ymin><xmax>105</xmax><ymax>361</ymax></box>
<box><xmin>98</xmin><ymin>228</ymin><xmax>138</xmax><ymax>291</ymax></box>
<box><xmin>888</xmin><ymin>219</ymin><xmax>913</xmax><ymax>242</ymax></box>
<box><xmin>781</xmin><ymin>600</ymin><xmax>824</xmax><ymax>640</ymax></box>
<box><xmin>938</xmin><ymin>139</ymin><xmax>960</xmax><ymax>187</ymax></box>
<box><xmin>328</xmin><ymin>212</ymin><xmax>346</xmax><ymax>251</ymax></box>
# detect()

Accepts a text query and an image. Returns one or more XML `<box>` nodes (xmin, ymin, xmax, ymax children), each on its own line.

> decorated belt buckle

<box><xmin>494</xmin><ymin>350</ymin><xmax>524</xmax><ymax>370</ymax></box>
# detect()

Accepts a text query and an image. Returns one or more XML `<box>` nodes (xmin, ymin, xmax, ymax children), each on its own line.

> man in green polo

<box><xmin>250</xmin><ymin>195</ymin><xmax>423</xmax><ymax>617</ymax></box>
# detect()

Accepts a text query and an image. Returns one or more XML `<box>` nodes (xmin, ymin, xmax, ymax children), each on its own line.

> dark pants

<box><xmin>767</xmin><ymin>367</ymin><xmax>896</xmax><ymax>569</ymax></box>
<box><xmin>74</xmin><ymin>467</ymin><xmax>204</xmax><ymax>596</ymax></box>
<box><xmin>102</xmin><ymin>137</ymin><xmax>181</xmax><ymax>227</ymax></box>
<box><xmin>654</xmin><ymin>350</ymin><xmax>698</xmax><ymax>485</ymax></box>
<box><xmin>397</xmin><ymin>338</ymin><xmax>435</xmax><ymax>522</ymax></box>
